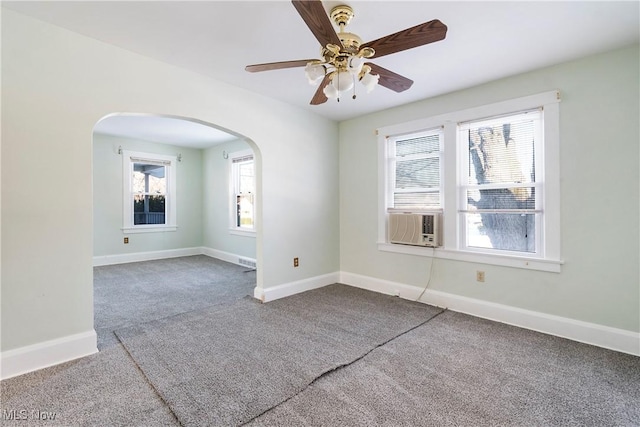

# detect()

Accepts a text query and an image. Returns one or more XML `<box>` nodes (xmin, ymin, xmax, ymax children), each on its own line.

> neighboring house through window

<box><xmin>123</xmin><ymin>151</ymin><xmax>177</xmax><ymax>233</ymax></box>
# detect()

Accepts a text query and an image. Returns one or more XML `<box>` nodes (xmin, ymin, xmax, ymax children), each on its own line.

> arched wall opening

<box><xmin>91</xmin><ymin>113</ymin><xmax>263</xmax><ymax>349</ymax></box>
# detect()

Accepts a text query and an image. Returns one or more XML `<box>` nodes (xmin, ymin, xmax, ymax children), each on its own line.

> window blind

<box><xmin>391</xmin><ymin>129</ymin><xmax>442</xmax><ymax>210</ymax></box>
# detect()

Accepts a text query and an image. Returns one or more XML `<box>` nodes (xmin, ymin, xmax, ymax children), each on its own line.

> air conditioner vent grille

<box><xmin>389</xmin><ymin>213</ymin><xmax>441</xmax><ymax>247</ymax></box>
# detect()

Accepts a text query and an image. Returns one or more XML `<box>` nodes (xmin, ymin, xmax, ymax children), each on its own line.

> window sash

<box><xmin>458</xmin><ymin>110</ymin><xmax>543</xmax><ymax>255</ymax></box>
<box><xmin>122</xmin><ymin>150</ymin><xmax>176</xmax><ymax>231</ymax></box>
<box><xmin>377</xmin><ymin>90</ymin><xmax>561</xmax><ymax>271</ymax></box>
<box><xmin>230</xmin><ymin>151</ymin><xmax>255</xmax><ymax>231</ymax></box>
<box><xmin>388</xmin><ymin>128</ymin><xmax>443</xmax><ymax>211</ymax></box>
<box><xmin>461</xmin><ymin>212</ymin><xmax>539</xmax><ymax>254</ymax></box>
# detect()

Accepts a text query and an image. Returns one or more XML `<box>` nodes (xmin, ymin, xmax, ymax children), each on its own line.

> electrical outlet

<box><xmin>124</xmin><ymin>237</ymin><xmax>129</xmax><ymax>244</ymax></box>
<box><xmin>293</xmin><ymin>257</ymin><xmax>299</xmax><ymax>267</ymax></box>
<box><xmin>476</xmin><ymin>271</ymin><xmax>485</xmax><ymax>282</ymax></box>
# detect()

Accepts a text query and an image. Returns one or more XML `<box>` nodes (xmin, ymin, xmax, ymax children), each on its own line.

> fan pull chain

<box><xmin>352</xmin><ymin>74</ymin><xmax>357</xmax><ymax>99</ymax></box>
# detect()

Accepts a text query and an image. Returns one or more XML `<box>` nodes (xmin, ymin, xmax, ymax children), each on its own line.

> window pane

<box><xmin>396</xmin><ymin>133</ymin><xmax>439</xmax><ymax>157</ymax></box>
<box><xmin>396</xmin><ymin>158</ymin><xmax>439</xmax><ymax>189</ymax></box>
<box><xmin>465</xmin><ymin>212</ymin><xmax>536</xmax><ymax>253</ymax></box>
<box><xmin>391</xmin><ymin>130</ymin><xmax>442</xmax><ymax>211</ymax></box>
<box><xmin>394</xmin><ymin>192</ymin><xmax>440</xmax><ymax>210</ymax></box>
<box><xmin>132</xmin><ymin>163</ymin><xmax>166</xmax><ymax>194</ymax></box>
<box><xmin>461</xmin><ymin>111</ymin><xmax>540</xmax><ymax>254</ymax></box>
<box><xmin>466</xmin><ymin>187</ymin><xmax>535</xmax><ymax>210</ymax></box>
<box><xmin>237</xmin><ymin>194</ymin><xmax>254</xmax><ymax>228</ymax></box>
<box><xmin>465</xmin><ymin>116</ymin><xmax>536</xmax><ymax>186</ymax></box>
<box><xmin>134</xmin><ymin>195</ymin><xmax>166</xmax><ymax>225</ymax></box>
<box><xmin>238</xmin><ymin>162</ymin><xmax>254</xmax><ymax>194</ymax></box>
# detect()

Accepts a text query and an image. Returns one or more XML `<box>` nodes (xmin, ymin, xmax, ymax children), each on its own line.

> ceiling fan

<box><xmin>245</xmin><ymin>0</ymin><xmax>447</xmax><ymax>105</ymax></box>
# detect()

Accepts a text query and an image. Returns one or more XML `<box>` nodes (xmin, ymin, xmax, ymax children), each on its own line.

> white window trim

<box><xmin>122</xmin><ymin>150</ymin><xmax>177</xmax><ymax>234</ymax></box>
<box><xmin>377</xmin><ymin>90</ymin><xmax>563</xmax><ymax>273</ymax></box>
<box><xmin>229</xmin><ymin>149</ymin><xmax>256</xmax><ymax>235</ymax></box>
<box><xmin>387</xmin><ymin>127</ymin><xmax>444</xmax><ymax>211</ymax></box>
<box><xmin>457</xmin><ymin>109</ymin><xmax>543</xmax><ymax>256</ymax></box>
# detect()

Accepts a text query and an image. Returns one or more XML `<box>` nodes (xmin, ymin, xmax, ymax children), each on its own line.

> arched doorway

<box><xmin>92</xmin><ymin>113</ymin><xmax>261</xmax><ymax>349</ymax></box>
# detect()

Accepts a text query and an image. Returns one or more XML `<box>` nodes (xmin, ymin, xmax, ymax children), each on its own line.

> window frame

<box><xmin>457</xmin><ymin>109</ymin><xmax>543</xmax><ymax>256</ymax></box>
<box><xmin>377</xmin><ymin>91</ymin><xmax>562</xmax><ymax>272</ymax></box>
<box><xmin>122</xmin><ymin>150</ymin><xmax>177</xmax><ymax>234</ymax></box>
<box><xmin>387</xmin><ymin>127</ymin><xmax>444</xmax><ymax>213</ymax></box>
<box><xmin>229</xmin><ymin>149</ymin><xmax>256</xmax><ymax>236</ymax></box>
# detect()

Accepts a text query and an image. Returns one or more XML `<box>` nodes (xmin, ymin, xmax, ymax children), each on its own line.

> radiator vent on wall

<box><xmin>238</xmin><ymin>258</ymin><xmax>256</xmax><ymax>269</ymax></box>
<box><xmin>389</xmin><ymin>213</ymin><xmax>442</xmax><ymax>247</ymax></box>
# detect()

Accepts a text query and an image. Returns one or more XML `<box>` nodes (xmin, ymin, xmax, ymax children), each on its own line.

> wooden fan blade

<box><xmin>362</xmin><ymin>19</ymin><xmax>447</xmax><ymax>59</ymax></box>
<box><xmin>292</xmin><ymin>0</ymin><xmax>342</xmax><ymax>48</ymax></box>
<box><xmin>310</xmin><ymin>73</ymin><xmax>331</xmax><ymax>105</ymax></box>
<box><xmin>245</xmin><ymin>59</ymin><xmax>317</xmax><ymax>73</ymax></box>
<box><xmin>366</xmin><ymin>63</ymin><xmax>413</xmax><ymax>93</ymax></box>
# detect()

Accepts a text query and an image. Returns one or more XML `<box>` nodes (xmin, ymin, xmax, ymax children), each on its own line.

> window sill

<box><xmin>377</xmin><ymin>242</ymin><xmax>563</xmax><ymax>273</ymax></box>
<box><xmin>229</xmin><ymin>228</ymin><xmax>256</xmax><ymax>238</ymax></box>
<box><xmin>122</xmin><ymin>225</ymin><xmax>177</xmax><ymax>234</ymax></box>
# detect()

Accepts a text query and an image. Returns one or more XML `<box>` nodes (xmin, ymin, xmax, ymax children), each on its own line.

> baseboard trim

<box><xmin>94</xmin><ymin>247</ymin><xmax>257</xmax><ymax>268</ymax></box>
<box><xmin>93</xmin><ymin>247</ymin><xmax>203</xmax><ymax>266</ymax></box>
<box><xmin>339</xmin><ymin>271</ymin><xmax>640</xmax><ymax>357</ymax></box>
<box><xmin>254</xmin><ymin>272</ymin><xmax>339</xmax><ymax>303</ymax></box>
<box><xmin>201</xmin><ymin>247</ymin><xmax>256</xmax><ymax>269</ymax></box>
<box><xmin>1</xmin><ymin>330</ymin><xmax>98</xmax><ymax>380</ymax></box>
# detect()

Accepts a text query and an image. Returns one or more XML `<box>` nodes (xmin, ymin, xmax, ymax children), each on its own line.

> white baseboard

<box><xmin>1</xmin><ymin>330</ymin><xmax>98</xmax><ymax>380</ymax></box>
<box><xmin>201</xmin><ymin>247</ymin><xmax>256</xmax><ymax>269</ymax></box>
<box><xmin>94</xmin><ymin>247</ymin><xmax>257</xmax><ymax>269</ymax></box>
<box><xmin>254</xmin><ymin>272</ymin><xmax>339</xmax><ymax>303</ymax></box>
<box><xmin>340</xmin><ymin>271</ymin><xmax>640</xmax><ymax>357</ymax></box>
<box><xmin>93</xmin><ymin>247</ymin><xmax>203</xmax><ymax>266</ymax></box>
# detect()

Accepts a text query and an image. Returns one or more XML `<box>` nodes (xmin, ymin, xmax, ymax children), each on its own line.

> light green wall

<box><xmin>1</xmin><ymin>9</ymin><xmax>339</xmax><ymax>352</ymax></box>
<box><xmin>203</xmin><ymin>139</ymin><xmax>256</xmax><ymax>259</ymax></box>
<box><xmin>93</xmin><ymin>134</ymin><xmax>204</xmax><ymax>256</ymax></box>
<box><xmin>3</xmin><ymin>5</ymin><xmax>635</xmax><ymax>358</ymax></box>
<box><xmin>339</xmin><ymin>44</ymin><xmax>640</xmax><ymax>332</ymax></box>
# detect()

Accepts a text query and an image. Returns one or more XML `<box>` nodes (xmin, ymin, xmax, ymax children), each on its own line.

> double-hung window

<box><xmin>388</xmin><ymin>128</ymin><xmax>443</xmax><ymax>211</ymax></box>
<box><xmin>230</xmin><ymin>151</ymin><xmax>255</xmax><ymax>232</ymax></box>
<box><xmin>123</xmin><ymin>151</ymin><xmax>177</xmax><ymax>233</ymax></box>
<box><xmin>379</xmin><ymin>91</ymin><xmax>561</xmax><ymax>272</ymax></box>
<box><xmin>459</xmin><ymin>110</ymin><xmax>541</xmax><ymax>254</ymax></box>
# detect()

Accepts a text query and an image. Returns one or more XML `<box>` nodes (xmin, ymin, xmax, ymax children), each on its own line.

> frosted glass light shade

<box><xmin>304</xmin><ymin>63</ymin><xmax>325</xmax><ymax>85</ymax></box>
<box><xmin>323</xmin><ymin>83</ymin><xmax>339</xmax><ymax>99</ymax></box>
<box><xmin>361</xmin><ymin>71</ymin><xmax>379</xmax><ymax>93</ymax></box>
<box><xmin>334</xmin><ymin>71</ymin><xmax>354</xmax><ymax>92</ymax></box>
<box><xmin>348</xmin><ymin>56</ymin><xmax>365</xmax><ymax>75</ymax></box>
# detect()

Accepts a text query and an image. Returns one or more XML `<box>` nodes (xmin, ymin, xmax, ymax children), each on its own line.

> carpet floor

<box><xmin>114</xmin><ymin>285</ymin><xmax>443</xmax><ymax>426</ymax></box>
<box><xmin>2</xmin><ymin>256</ymin><xmax>639</xmax><ymax>426</ymax></box>
<box><xmin>94</xmin><ymin>255</ymin><xmax>256</xmax><ymax>349</ymax></box>
<box><xmin>247</xmin><ymin>309</ymin><xmax>640</xmax><ymax>426</ymax></box>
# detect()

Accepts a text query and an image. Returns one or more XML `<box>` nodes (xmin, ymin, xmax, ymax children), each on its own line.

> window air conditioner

<box><xmin>388</xmin><ymin>213</ymin><xmax>442</xmax><ymax>247</ymax></box>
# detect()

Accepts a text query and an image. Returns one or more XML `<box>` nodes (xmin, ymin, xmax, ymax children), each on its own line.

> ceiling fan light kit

<box><xmin>245</xmin><ymin>1</ymin><xmax>447</xmax><ymax>105</ymax></box>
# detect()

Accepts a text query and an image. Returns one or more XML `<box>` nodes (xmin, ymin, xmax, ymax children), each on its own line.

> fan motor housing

<box><xmin>330</xmin><ymin>5</ymin><xmax>354</xmax><ymax>27</ymax></box>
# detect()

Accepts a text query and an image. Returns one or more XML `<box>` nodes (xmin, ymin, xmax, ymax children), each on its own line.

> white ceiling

<box><xmin>94</xmin><ymin>114</ymin><xmax>240</xmax><ymax>148</ymax></box>
<box><xmin>4</xmin><ymin>1</ymin><xmax>639</xmax><ymax>146</ymax></box>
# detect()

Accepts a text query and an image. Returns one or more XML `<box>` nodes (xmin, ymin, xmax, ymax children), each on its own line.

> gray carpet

<box><xmin>114</xmin><ymin>284</ymin><xmax>444</xmax><ymax>426</ymax></box>
<box><xmin>248</xmin><ymin>309</ymin><xmax>640</xmax><ymax>426</ymax></box>
<box><xmin>94</xmin><ymin>255</ymin><xmax>256</xmax><ymax>349</ymax></box>
<box><xmin>3</xmin><ymin>262</ymin><xmax>639</xmax><ymax>427</ymax></box>
<box><xmin>0</xmin><ymin>344</ymin><xmax>178</xmax><ymax>426</ymax></box>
